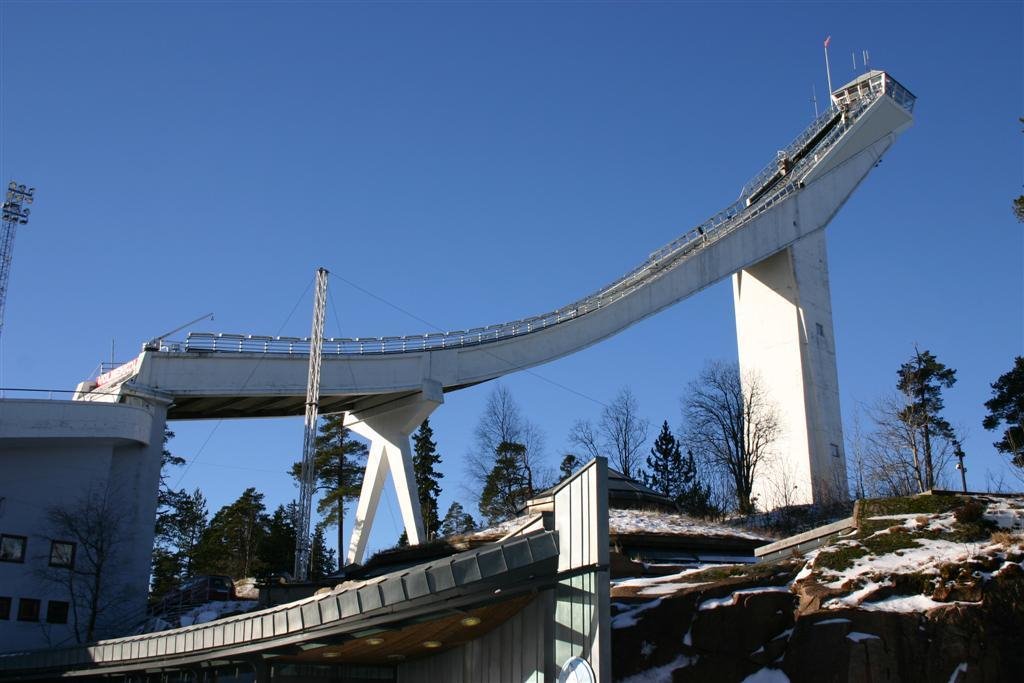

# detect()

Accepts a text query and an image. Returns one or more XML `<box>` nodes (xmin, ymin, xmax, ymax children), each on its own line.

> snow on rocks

<box><xmin>611</xmin><ymin>598</ymin><xmax>663</xmax><ymax>629</ymax></box>
<box><xmin>846</xmin><ymin>631</ymin><xmax>881</xmax><ymax>642</ymax></box>
<box><xmin>698</xmin><ymin>586</ymin><xmax>791</xmax><ymax>611</ymax></box>
<box><xmin>740</xmin><ymin>667</ymin><xmax>790</xmax><ymax>682</ymax></box>
<box><xmin>859</xmin><ymin>594</ymin><xmax>980</xmax><ymax>613</ymax></box>
<box><xmin>618</xmin><ymin>654</ymin><xmax>698</xmax><ymax>683</ymax></box>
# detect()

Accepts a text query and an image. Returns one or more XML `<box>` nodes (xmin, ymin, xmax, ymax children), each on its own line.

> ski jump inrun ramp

<box><xmin>77</xmin><ymin>71</ymin><xmax>915</xmax><ymax>564</ymax></box>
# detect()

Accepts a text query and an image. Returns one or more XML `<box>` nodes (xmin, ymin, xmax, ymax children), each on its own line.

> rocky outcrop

<box><xmin>611</xmin><ymin>494</ymin><xmax>1024</xmax><ymax>682</ymax></box>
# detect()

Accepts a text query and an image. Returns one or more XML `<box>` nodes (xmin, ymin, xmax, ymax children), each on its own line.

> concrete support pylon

<box><xmin>732</xmin><ymin>230</ymin><xmax>848</xmax><ymax>509</ymax></box>
<box><xmin>344</xmin><ymin>381</ymin><xmax>443</xmax><ymax>566</ymax></box>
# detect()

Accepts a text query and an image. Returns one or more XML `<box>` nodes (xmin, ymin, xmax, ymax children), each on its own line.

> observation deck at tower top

<box><xmin>77</xmin><ymin>71</ymin><xmax>915</xmax><ymax>421</ymax></box>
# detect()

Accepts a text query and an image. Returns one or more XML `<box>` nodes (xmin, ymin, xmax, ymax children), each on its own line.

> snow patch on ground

<box><xmin>618</xmin><ymin>654</ymin><xmax>698</xmax><ymax>683</ymax></box>
<box><xmin>741</xmin><ymin>667</ymin><xmax>790</xmax><ymax>682</ymax></box>
<box><xmin>177</xmin><ymin>600</ymin><xmax>259</xmax><ymax>626</ymax></box>
<box><xmin>470</xmin><ymin>508</ymin><xmax>770</xmax><ymax>543</ymax></box>
<box><xmin>983</xmin><ymin>498</ymin><xmax>1024</xmax><ymax>530</ymax></box>
<box><xmin>609</xmin><ymin>509</ymin><xmax>769</xmax><ymax>540</ymax></box>
<box><xmin>698</xmin><ymin>586</ymin><xmax>791</xmax><ymax>611</ymax></box>
<box><xmin>614</xmin><ymin>565</ymin><xmax>720</xmax><ymax>589</ymax></box>
<box><xmin>823</xmin><ymin>539</ymin><xmax>996</xmax><ymax>589</ymax></box>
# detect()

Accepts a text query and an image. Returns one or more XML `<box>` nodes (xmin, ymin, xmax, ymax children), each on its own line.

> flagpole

<box><xmin>824</xmin><ymin>36</ymin><xmax>834</xmax><ymax>109</ymax></box>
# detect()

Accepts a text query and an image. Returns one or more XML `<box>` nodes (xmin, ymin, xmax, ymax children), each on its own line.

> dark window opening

<box><xmin>0</xmin><ymin>596</ymin><xmax>11</xmax><ymax>620</ymax></box>
<box><xmin>46</xmin><ymin>600</ymin><xmax>70</xmax><ymax>624</ymax></box>
<box><xmin>49</xmin><ymin>541</ymin><xmax>76</xmax><ymax>568</ymax></box>
<box><xmin>816</xmin><ymin>322</ymin><xmax>825</xmax><ymax>337</ymax></box>
<box><xmin>0</xmin><ymin>534</ymin><xmax>27</xmax><ymax>563</ymax></box>
<box><xmin>830</xmin><ymin>443</ymin><xmax>841</xmax><ymax>459</ymax></box>
<box><xmin>17</xmin><ymin>598</ymin><xmax>41</xmax><ymax>622</ymax></box>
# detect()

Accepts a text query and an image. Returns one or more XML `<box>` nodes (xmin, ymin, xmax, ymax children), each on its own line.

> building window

<box><xmin>49</xmin><ymin>541</ymin><xmax>76</xmax><ymax>568</ymax></box>
<box><xmin>0</xmin><ymin>534</ymin><xmax>27</xmax><ymax>563</ymax></box>
<box><xmin>46</xmin><ymin>600</ymin><xmax>70</xmax><ymax>624</ymax></box>
<box><xmin>0</xmin><ymin>596</ymin><xmax>11</xmax><ymax>620</ymax></box>
<box><xmin>17</xmin><ymin>598</ymin><xmax>41</xmax><ymax>622</ymax></box>
<box><xmin>830</xmin><ymin>443</ymin><xmax>841</xmax><ymax>459</ymax></box>
<box><xmin>816</xmin><ymin>322</ymin><xmax>825</xmax><ymax>337</ymax></box>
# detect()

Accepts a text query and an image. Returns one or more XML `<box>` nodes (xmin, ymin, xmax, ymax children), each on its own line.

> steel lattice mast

<box><xmin>0</xmin><ymin>181</ymin><xmax>35</xmax><ymax>340</ymax></box>
<box><xmin>294</xmin><ymin>267</ymin><xmax>328</xmax><ymax>581</ymax></box>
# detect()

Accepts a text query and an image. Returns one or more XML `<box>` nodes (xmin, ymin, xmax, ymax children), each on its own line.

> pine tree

<box><xmin>258</xmin><ymin>503</ymin><xmax>298</xmax><ymax>577</ymax></box>
<box><xmin>983</xmin><ymin>356</ymin><xmax>1024</xmax><ymax>467</ymax></box>
<box><xmin>412</xmin><ymin>419</ymin><xmax>444</xmax><ymax>541</ymax></box>
<box><xmin>896</xmin><ymin>348</ymin><xmax>957</xmax><ymax>491</ymax></box>
<box><xmin>151</xmin><ymin>488</ymin><xmax>208</xmax><ymax>598</ymax></box>
<box><xmin>309</xmin><ymin>521</ymin><xmax>337</xmax><ymax>579</ymax></box>
<box><xmin>676</xmin><ymin>449</ymin><xmax>714</xmax><ymax>517</ymax></box>
<box><xmin>152</xmin><ymin>428</ymin><xmax>189</xmax><ymax>598</ymax></box>
<box><xmin>479</xmin><ymin>441</ymin><xmax>533</xmax><ymax>524</ymax></box>
<box><xmin>290</xmin><ymin>415</ymin><xmax>367</xmax><ymax>558</ymax></box>
<box><xmin>194</xmin><ymin>488</ymin><xmax>269</xmax><ymax>578</ymax></box>
<box><xmin>644</xmin><ymin>421</ymin><xmax>683</xmax><ymax>497</ymax></box>
<box><xmin>439</xmin><ymin>501</ymin><xmax>477</xmax><ymax>536</ymax></box>
<box><xmin>559</xmin><ymin>453</ymin><xmax>582</xmax><ymax>480</ymax></box>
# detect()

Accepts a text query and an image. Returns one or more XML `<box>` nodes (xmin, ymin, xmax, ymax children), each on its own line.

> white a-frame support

<box><xmin>344</xmin><ymin>381</ymin><xmax>443</xmax><ymax>566</ymax></box>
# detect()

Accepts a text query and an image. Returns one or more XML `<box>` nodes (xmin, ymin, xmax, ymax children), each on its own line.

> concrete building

<box><xmin>0</xmin><ymin>398</ymin><xmax>168</xmax><ymax>651</ymax></box>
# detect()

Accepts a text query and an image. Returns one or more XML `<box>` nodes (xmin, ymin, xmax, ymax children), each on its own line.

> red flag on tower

<box><xmin>824</xmin><ymin>35</ymin><xmax>832</xmax><ymax>48</ymax></box>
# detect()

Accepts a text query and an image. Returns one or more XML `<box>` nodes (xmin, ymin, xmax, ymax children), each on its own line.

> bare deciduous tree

<box><xmin>681</xmin><ymin>361</ymin><xmax>780</xmax><ymax>515</ymax></box>
<box><xmin>568</xmin><ymin>387</ymin><xmax>649</xmax><ymax>480</ymax></box>
<box><xmin>467</xmin><ymin>384</ymin><xmax>548</xmax><ymax>493</ymax></box>
<box><xmin>38</xmin><ymin>484</ymin><xmax>133</xmax><ymax>643</ymax></box>
<box><xmin>853</xmin><ymin>396</ymin><xmax>956</xmax><ymax>497</ymax></box>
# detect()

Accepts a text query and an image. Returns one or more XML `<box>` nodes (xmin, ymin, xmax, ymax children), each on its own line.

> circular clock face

<box><xmin>558</xmin><ymin>656</ymin><xmax>596</xmax><ymax>683</ymax></box>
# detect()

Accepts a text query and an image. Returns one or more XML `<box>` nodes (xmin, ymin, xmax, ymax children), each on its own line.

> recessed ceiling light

<box><xmin>366</xmin><ymin>637</ymin><xmax>385</xmax><ymax>646</ymax></box>
<box><xmin>422</xmin><ymin>640</ymin><xmax>443</xmax><ymax>649</ymax></box>
<box><xmin>460</xmin><ymin>616</ymin><xmax>482</xmax><ymax>627</ymax></box>
<box><xmin>322</xmin><ymin>652</ymin><xmax>340</xmax><ymax>659</ymax></box>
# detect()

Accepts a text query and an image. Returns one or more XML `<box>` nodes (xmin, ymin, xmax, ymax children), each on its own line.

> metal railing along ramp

<box><xmin>80</xmin><ymin>71</ymin><xmax>915</xmax><ymax>419</ymax></box>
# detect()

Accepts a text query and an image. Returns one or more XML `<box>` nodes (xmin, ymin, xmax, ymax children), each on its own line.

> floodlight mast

<box><xmin>0</xmin><ymin>181</ymin><xmax>35</xmax><ymax>341</ymax></box>
<box><xmin>294</xmin><ymin>267</ymin><xmax>328</xmax><ymax>581</ymax></box>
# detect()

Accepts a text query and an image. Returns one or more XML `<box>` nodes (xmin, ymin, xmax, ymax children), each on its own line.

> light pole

<box><xmin>953</xmin><ymin>440</ymin><xmax>967</xmax><ymax>493</ymax></box>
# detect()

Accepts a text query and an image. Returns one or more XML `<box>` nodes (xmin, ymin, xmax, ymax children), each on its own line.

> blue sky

<box><xmin>1</xmin><ymin>1</ymin><xmax>1021</xmax><ymax>560</ymax></box>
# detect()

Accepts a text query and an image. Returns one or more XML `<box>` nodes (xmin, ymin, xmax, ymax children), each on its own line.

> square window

<box><xmin>49</xmin><ymin>541</ymin><xmax>76</xmax><ymax>568</ymax></box>
<box><xmin>0</xmin><ymin>596</ymin><xmax>11</xmax><ymax>620</ymax></box>
<box><xmin>17</xmin><ymin>598</ymin><xmax>40</xmax><ymax>622</ymax></box>
<box><xmin>46</xmin><ymin>600</ymin><xmax>70</xmax><ymax>624</ymax></box>
<box><xmin>0</xmin><ymin>534</ymin><xmax>27</xmax><ymax>563</ymax></box>
<box><xmin>830</xmin><ymin>443</ymin><xmax>841</xmax><ymax>459</ymax></box>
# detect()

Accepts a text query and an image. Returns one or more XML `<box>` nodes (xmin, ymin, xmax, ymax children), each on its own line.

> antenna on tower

<box><xmin>0</xmin><ymin>181</ymin><xmax>36</xmax><ymax>342</ymax></box>
<box><xmin>811</xmin><ymin>83</ymin><xmax>819</xmax><ymax>118</ymax></box>
<box><xmin>823</xmin><ymin>35</ymin><xmax>834</xmax><ymax>108</ymax></box>
<box><xmin>863</xmin><ymin>50</ymin><xmax>871</xmax><ymax>71</ymax></box>
<box><xmin>852</xmin><ymin>51</ymin><xmax>857</xmax><ymax>73</ymax></box>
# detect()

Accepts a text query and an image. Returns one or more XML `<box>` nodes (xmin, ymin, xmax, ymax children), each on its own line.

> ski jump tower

<box><xmin>75</xmin><ymin>71</ymin><xmax>915</xmax><ymax>564</ymax></box>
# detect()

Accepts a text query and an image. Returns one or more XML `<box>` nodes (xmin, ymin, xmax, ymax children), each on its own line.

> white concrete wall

<box><xmin>733</xmin><ymin>231</ymin><xmax>848</xmax><ymax>507</ymax></box>
<box><xmin>0</xmin><ymin>399</ymin><xmax>164</xmax><ymax>652</ymax></box>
